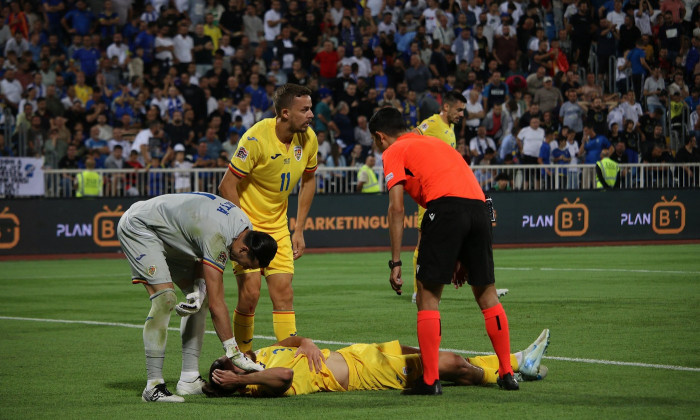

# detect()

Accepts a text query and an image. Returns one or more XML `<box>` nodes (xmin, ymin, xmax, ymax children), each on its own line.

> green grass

<box><xmin>1</xmin><ymin>245</ymin><xmax>699</xmax><ymax>419</ymax></box>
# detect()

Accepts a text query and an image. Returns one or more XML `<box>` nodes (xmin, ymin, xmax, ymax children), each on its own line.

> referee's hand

<box><xmin>390</xmin><ymin>267</ymin><xmax>403</xmax><ymax>295</ymax></box>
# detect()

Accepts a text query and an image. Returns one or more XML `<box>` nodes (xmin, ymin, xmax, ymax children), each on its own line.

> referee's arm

<box><xmin>387</xmin><ymin>183</ymin><xmax>405</xmax><ymax>263</ymax></box>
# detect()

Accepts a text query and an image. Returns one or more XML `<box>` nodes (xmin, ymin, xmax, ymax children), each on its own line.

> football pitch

<box><xmin>1</xmin><ymin>244</ymin><xmax>699</xmax><ymax>419</ymax></box>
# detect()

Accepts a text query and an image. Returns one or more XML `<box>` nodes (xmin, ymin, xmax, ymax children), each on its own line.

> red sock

<box><xmin>482</xmin><ymin>303</ymin><xmax>513</xmax><ymax>377</ymax></box>
<box><xmin>417</xmin><ymin>310</ymin><xmax>441</xmax><ymax>385</ymax></box>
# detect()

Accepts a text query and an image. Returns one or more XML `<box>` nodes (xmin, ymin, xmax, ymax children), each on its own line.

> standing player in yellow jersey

<box><xmin>218</xmin><ymin>84</ymin><xmax>318</xmax><ymax>352</ymax></box>
<box><xmin>410</xmin><ymin>91</ymin><xmax>467</xmax><ymax>303</ymax></box>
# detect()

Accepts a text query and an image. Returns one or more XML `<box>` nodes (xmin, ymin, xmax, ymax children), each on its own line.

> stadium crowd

<box><xmin>1</xmin><ymin>0</ymin><xmax>700</xmax><ymax>196</ymax></box>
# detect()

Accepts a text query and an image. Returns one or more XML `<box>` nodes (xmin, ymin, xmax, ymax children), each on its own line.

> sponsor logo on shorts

<box><xmin>236</xmin><ymin>147</ymin><xmax>248</xmax><ymax>161</ymax></box>
<box><xmin>135</xmin><ymin>254</ymin><xmax>146</xmax><ymax>261</ymax></box>
<box><xmin>294</xmin><ymin>145</ymin><xmax>302</xmax><ymax>161</ymax></box>
<box><xmin>148</xmin><ymin>265</ymin><xmax>157</xmax><ymax>276</ymax></box>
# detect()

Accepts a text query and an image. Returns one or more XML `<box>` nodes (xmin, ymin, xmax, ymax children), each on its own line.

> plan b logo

<box><xmin>0</xmin><ymin>207</ymin><xmax>20</xmax><ymax>249</ymax></box>
<box><xmin>554</xmin><ymin>198</ymin><xmax>589</xmax><ymax>237</ymax></box>
<box><xmin>93</xmin><ymin>205</ymin><xmax>124</xmax><ymax>247</ymax></box>
<box><xmin>652</xmin><ymin>196</ymin><xmax>685</xmax><ymax>235</ymax></box>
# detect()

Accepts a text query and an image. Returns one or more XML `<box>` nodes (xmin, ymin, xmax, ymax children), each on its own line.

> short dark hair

<box><xmin>443</xmin><ymin>91</ymin><xmax>467</xmax><ymax>106</ymax></box>
<box><xmin>244</xmin><ymin>230</ymin><xmax>277</xmax><ymax>268</ymax></box>
<box><xmin>273</xmin><ymin>83</ymin><xmax>312</xmax><ymax>116</ymax></box>
<box><xmin>202</xmin><ymin>357</ymin><xmax>237</xmax><ymax>398</ymax></box>
<box><xmin>369</xmin><ymin>107</ymin><xmax>408</xmax><ymax>137</ymax></box>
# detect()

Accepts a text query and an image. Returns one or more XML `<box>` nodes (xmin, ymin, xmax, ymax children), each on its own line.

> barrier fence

<box><xmin>29</xmin><ymin>163</ymin><xmax>700</xmax><ymax>198</ymax></box>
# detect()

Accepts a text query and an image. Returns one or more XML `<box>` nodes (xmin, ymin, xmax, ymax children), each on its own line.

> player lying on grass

<box><xmin>202</xmin><ymin>329</ymin><xmax>550</xmax><ymax>397</ymax></box>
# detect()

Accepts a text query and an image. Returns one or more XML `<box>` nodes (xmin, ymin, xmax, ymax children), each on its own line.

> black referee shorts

<box><xmin>416</xmin><ymin>197</ymin><xmax>495</xmax><ymax>287</ymax></box>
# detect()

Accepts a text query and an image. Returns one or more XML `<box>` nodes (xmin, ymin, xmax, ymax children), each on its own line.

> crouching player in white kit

<box><xmin>117</xmin><ymin>192</ymin><xmax>277</xmax><ymax>402</ymax></box>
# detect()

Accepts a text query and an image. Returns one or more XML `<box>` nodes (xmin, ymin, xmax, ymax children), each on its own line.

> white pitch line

<box><xmin>4</xmin><ymin>266</ymin><xmax>699</xmax><ymax>281</ymax></box>
<box><xmin>1</xmin><ymin>315</ymin><xmax>699</xmax><ymax>373</ymax></box>
<box><xmin>496</xmin><ymin>267</ymin><xmax>700</xmax><ymax>275</ymax></box>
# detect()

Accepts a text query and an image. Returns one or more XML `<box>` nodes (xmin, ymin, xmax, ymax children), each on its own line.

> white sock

<box><xmin>179</xmin><ymin>371</ymin><xmax>200</xmax><ymax>383</ymax></box>
<box><xmin>146</xmin><ymin>379</ymin><xmax>164</xmax><ymax>389</ymax></box>
<box><xmin>515</xmin><ymin>351</ymin><xmax>523</xmax><ymax>367</ymax></box>
<box><xmin>180</xmin><ymin>296</ymin><xmax>208</xmax><ymax>381</ymax></box>
<box><xmin>144</xmin><ymin>289</ymin><xmax>176</xmax><ymax>387</ymax></box>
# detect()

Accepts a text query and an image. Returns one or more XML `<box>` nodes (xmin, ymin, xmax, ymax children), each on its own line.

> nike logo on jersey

<box><xmin>271</xmin><ymin>154</ymin><xmax>282</xmax><ymax>159</ymax></box>
<box><xmin>135</xmin><ymin>254</ymin><xmax>146</xmax><ymax>261</ymax></box>
<box><xmin>429</xmin><ymin>213</ymin><xmax>435</xmax><ymax>221</ymax></box>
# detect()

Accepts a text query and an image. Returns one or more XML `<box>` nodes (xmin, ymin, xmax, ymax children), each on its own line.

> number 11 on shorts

<box><xmin>280</xmin><ymin>172</ymin><xmax>291</xmax><ymax>191</ymax></box>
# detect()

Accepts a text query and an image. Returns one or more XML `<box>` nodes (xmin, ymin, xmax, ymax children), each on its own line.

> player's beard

<box><xmin>294</xmin><ymin>119</ymin><xmax>311</xmax><ymax>133</ymax></box>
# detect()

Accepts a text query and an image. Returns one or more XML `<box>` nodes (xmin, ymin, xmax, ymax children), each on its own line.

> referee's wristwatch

<box><xmin>388</xmin><ymin>260</ymin><xmax>402</xmax><ymax>269</ymax></box>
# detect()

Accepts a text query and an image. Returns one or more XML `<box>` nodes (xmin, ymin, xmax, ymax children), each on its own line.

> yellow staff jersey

<box><xmin>228</xmin><ymin>118</ymin><xmax>318</xmax><ymax>232</ymax></box>
<box><xmin>415</xmin><ymin>114</ymin><xmax>456</xmax><ymax>148</ymax></box>
<box><xmin>245</xmin><ymin>341</ymin><xmax>421</xmax><ymax>396</ymax></box>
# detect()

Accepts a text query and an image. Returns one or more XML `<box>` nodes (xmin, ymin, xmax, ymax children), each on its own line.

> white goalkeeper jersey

<box><xmin>123</xmin><ymin>193</ymin><xmax>252</xmax><ymax>272</ymax></box>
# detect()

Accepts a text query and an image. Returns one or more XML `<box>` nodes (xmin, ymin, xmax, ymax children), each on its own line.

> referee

<box><xmin>369</xmin><ymin>107</ymin><xmax>518</xmax><ymax>394</ymax></box>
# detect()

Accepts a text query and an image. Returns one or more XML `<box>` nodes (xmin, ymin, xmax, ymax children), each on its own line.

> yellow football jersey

<box><xmin>337</xmin><ymin>341</ymin><xmax>421</xmax><ymax>392</ymax></box>
<box><xmin>244</xmin><ymin>341</ymin><xmax>421</xmax><ymax>396</ymax></box>
<box><xmin>228</xmin><ymin>118</ymin><xmax>318</xmax><ymax>232</ymax></box>
<box><xmin>246</xmin><ymin>346</ymin><xmax>345</xmax><ymax>396</ymax></box>
<box><xmin>415</xmin><ymin>114</ymin><xmax>456</xmax><ymax>148</ymax></box>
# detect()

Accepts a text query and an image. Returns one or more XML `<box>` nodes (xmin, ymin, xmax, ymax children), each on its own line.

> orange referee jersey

<box><xmin>382</xmin><ymin>133</ymin><xmax>485</xmax><ymax>208</ymax></box>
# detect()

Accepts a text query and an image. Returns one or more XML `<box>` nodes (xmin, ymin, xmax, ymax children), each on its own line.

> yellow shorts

<box><xmin>233</xmin><ymin>229</ymin><xmax>294</xmax><ymax>276</ymax></box>
<box><xmin>417</xmin><ymin>205</ymin><xmax>426</xmax><ymax>230</ymax></box>
<box><xmin>337</xmin><ymin>341</ymin><xmax>422</xmax><ymax>391</ymax></box>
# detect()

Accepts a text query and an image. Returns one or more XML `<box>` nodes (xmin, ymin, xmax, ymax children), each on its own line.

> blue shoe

<box><xmin>519</xmin><ymin>329</ymin><xmax>550</xmax><ymax>378</ymax></box>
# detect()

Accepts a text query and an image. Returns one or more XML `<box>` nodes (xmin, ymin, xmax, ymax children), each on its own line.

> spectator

<box><xmin>552</xmin><ymin>135</ymin><xmax>572</xmax><ymax>188</ymax></box>
<box><xmin>568</xmin><ymin>0</ymin><xmax>593</xmax><ymax>67</ymax></box>
<box><xmin>203</xmin><ymin>12</ymin><xmax>223</xmax><ymax>52</ymax></box>
<box><xmin>526</xmin><ymin>66</ymin><xmax>547</xmax><ymax>95</ymax></box>
<box><xmin>464</xmin><ymin>88</ymin><xmax>485</xmax><ymax>139</ymax></box>
<box><xmin>199</xmin><ymin>127</ymin><xmax>222</xmax><ymax>160</ymax></box>
<box><xmin>61</xmin><ymin>0</ymin><xmax>95</xmax><ymax>37</ymax></box>
<box><xmin>354</xmin><ymin>115</ymin><xmax>373</xmax><ymax>154</ymax></box>
<box><xmin>563</xmin><ymin>128</ymin><xmax>581</xmax><ymax>189</ymax></box>
<box><xmin>517</xmin><ymin>116</ymin><xmax>545</xmax><ymax>168</ymax></box>
<box><xmin>534</xmin><ymin>76</ymin><xmax>563</xmax><ymax>113</ymax></box>
<box><xmin>232</xmin><ymin>96</ymin><xmax>256</xmax><ymax>130</ymax></box>
<box><xmin>356</xmin><ymin>154</ymin><xmax>380</xmax><ymax>193</ymax></box>
<box><xmin>332</xmin><ymin>101</ymin><xmax>354</xmax><ymax>150</ymax></box>
<box><xmin>483</xmin><ymin>103</ymin><xmax>513</xmax><ymax>144</ymax></box>
<box><xmin>171</xmin><ymin>143</ymin><xmax>193</xmax><ymax>193</ymax></box>
<box><xmin>559</xmin><ymin>89</ymin><xmax>585</xmax><ymax>135</ymax></box>
<box><xmin>675</xmin><ymin>137</ymin><xmax>700</xmax><ymax>186</ymax></box>
<box><xmin>405</xmin><ymin>54</ymin><xmax>431</xmax><ymax>96</ymax></box>
<box><xmin>313</xmin><ymin>40</ymin><xmax>339</xmax><ymax>85</ymax></box>
<box><xmin>1</xmin><ymin>69</ymin><xmax>23</xmax><ymax>112</ymax></box>
<box><xmin>469</xmin><ymin>125</ymin><xmax>498</xmax><ymax>165</ymax></box>
<box><xmin>581</xmin><ymin>123</ymin><xmax>613</xmax><ymax>188</ymax></box>
<box><xmin>324</xmin><ymin>142</ymin><xmax>347</xmax><ymax>193</ymax></box>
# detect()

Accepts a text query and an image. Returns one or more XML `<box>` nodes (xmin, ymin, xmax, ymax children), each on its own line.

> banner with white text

<box><xmin>0</xmin><ymin>191</ymin><xmax>698</xmax><ymax>255</ymax></box>
<box><xmin>0</xmin><ymin>158</ymin><xmax>45</xmax><ymax>197</ymax></box>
